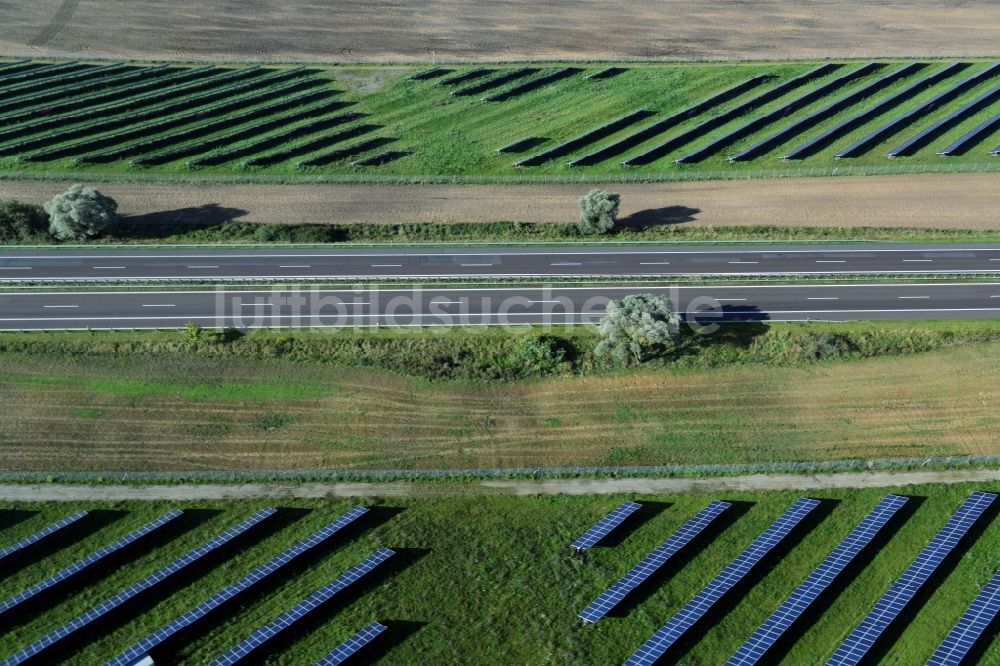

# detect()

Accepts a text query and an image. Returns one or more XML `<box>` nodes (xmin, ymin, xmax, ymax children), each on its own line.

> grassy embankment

<box><xmin>1</xmin><ymin>321</ymin><xmax>998</xmax><ymax>472</ymax></box>
<box><xmin>2</xmin><ymin>59</ymin><xmax>999</xmax><ymax>183</ymax></box>
<box><xmin>1</xmin><ymin>485</ymin><xmax>998</xmax><ymax>664</ymax></box>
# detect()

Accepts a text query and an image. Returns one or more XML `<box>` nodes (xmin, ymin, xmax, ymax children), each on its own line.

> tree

<box><xmin>44</xmin><ymin>184</ymin><xmax>118</xmax><ymax>241</ymax></box>
<box><xmin>594</xmin><ymin>293</ymin><xmax>682</xmax><ymax>365</ymax></box>
<box><xmin>577</xmin><ymin>189</ymin><xmax>620</xmax><ymax>235</ymax></box>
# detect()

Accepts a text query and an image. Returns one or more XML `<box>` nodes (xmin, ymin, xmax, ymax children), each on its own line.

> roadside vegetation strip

<box><xmin>0</xmin><ymin>486</ymin><xmax>997</xmax><ymax>665</ymax></box>
<box><xmin>0</xmin><ymin>325</ymin><xmax>998</xmax><ymax>471</ymax></box>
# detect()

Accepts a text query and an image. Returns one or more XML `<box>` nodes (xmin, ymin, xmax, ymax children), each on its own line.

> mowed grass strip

<box><xmin>0</xmin><ymin>485</ymin><xmax>998</xmax><ymax>664</ymax></box>
<box><xmin>1</xmin><ymin>340</ymin><xmax>998</xmax><ymax>471</ymax></box>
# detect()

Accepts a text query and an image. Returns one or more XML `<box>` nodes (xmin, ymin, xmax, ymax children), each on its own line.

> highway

<box><xmin>2</xmin><ymin>244</ymin><xmax>1000</xmax><ymax>281</ymax></box>
<box><xmin>2</xmin><ymin>283</ymin><xmax>999</xmax><ymax>329</ymax></box>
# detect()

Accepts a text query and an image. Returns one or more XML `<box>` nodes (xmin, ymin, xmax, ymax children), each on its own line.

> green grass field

<box><xmin>1</xmin><ymin>58</ymin><xmax>999</xmax><ymax>182</ymax></box>
<box><xmin>2</xmin><ymin>322</ymin><xmax>999</xmax><ymax>472</ymax></box>
<box><xmin>1</xmin><ymin>484</ymin><xmax>998</xmax><ymax>664</ymax></box>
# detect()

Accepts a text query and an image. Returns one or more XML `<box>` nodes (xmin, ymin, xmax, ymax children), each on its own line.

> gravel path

<box><xmin>2</xmin><ymin>173</ymin><xmax>998</xmax><ymax>230</ymax></box>
<box><xmin>4</xmin><ymin>468</ymin><xmax>1000</xmax><ymax>501</ymax></box>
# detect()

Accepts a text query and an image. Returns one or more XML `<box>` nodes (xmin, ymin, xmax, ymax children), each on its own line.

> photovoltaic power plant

<box><xmin>625</xmin><ymin>498</ymin><xmax>821</xmax><ymax>666</ymax></box>
<box><xmin>888</xmin><ymin>79</ymin><xmax>1000</xmax><ymax>157</ymax></box>
<box><xmin>924</xmin><ymin>566</ymin><xmax>1000</xmax><ymax>666</ymax></box>
<box><xmin>938</xmin><ymin>112</ymin><xmax>1000</xmax><ymax>156</ymax></box>
<box><xmin>211</xmin><ymin>547</ymin><xmax>395</xmax><ymax>666</ymax></box>
<box><xmin>2</xmin><ymin>509</ymin><xmax>276</xmax><ymax>666</ymax></box>
<box><xmin>579</xmin><ymin>500</ymin><xmax>730</xmax><ymax>623</ymax></box>
<box><xmin>0</xmin><ymin>509</ymin><xmax>182</xmax><ymax>618</ymax></box>
<box><xmin>314</xmin><ymin>622</ymin><xmax>388</xmax><ymax>666</ymax></box>
<box><xmin>826</xmin><ymin>491</ymin><xmax>997</xmax><ymax>666</ymax></box>
<box><xmin>106</xmin><ymin>506</ymin><xmax>370</xmax><ymax>666</ymax></box>
<box><xmin>726</xmin><ymin>494</ymin><xmax>910</xmax><ymax>666</ymax></box>
<box><xmin>571</xmin><ymin>501</ymin><xmax>643</xmax><ymax>551</ymax></box>
<box><xmin>0</xmin><ymin>511</ymin><xmax>88</xmax><ymax>565</ymax></box>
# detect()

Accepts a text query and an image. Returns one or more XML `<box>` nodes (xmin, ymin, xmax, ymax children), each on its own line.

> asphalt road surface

<box><xmin>3</xmin><ymin>283</ymin><xmax>999</xmax><ymax>329</ymax></box>
<box><xmin>2</xmin><ymin>244</ymin><xmax>1000</xmax><ymax>281</ymax></box>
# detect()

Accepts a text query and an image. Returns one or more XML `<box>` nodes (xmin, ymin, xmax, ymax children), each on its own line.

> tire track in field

<box><xmin>28</xmin><ymin>0</ymin><xmax>79</xmax><ymax>47</ymax></box>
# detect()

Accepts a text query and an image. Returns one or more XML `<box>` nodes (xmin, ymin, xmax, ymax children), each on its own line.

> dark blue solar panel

<box><xmin>889</xmin><ymin>80</ymin><xmax>1000</xmax><ymax>156</ymax></box>
<box><xmin>314</xmin><ymin>621</ymin><xmax>387</xmax><ymax>666</ymax></box>
<box><xmin>572</xmin><ymin>501</ymin><xmax>643</xmax><ymax>551</ymax></box>
<box><xmin>938</xmin><ymin>112</ymin><xmax>1000</xmax><ymax>156</ymax></box>
<box><xmin>579</xmin><ymin>500</ymin><xmax>730</xmax><ymax>623</ymax></box>
<box><xmin>726</xmin><ymin>495</ymin><xmax>909</xmax><ymax>666</ymax></box>
<box><xmin>1</xmin><ymin>509</ymin><xmax>275</xmax><ymax>666</ymax></box>
<box><xmin>625</xmin><ymin>498</ymin><xmax>821</xmax><ymax>666</ymax></box>
<box><xmin>0</xmin><ymin>511</ymin><xmax>88</xmax><ymax>565</ymax></box>
<box><xmin>0</xmin><ymin>509</ymin><xmax>181</xmax><ymax>618</ymax></box>
<box><xmin>926</xmin><ymin>567</ymin><xmax>1000</xmax><ymax>666</ymax></box>
<box><xmin>211</xmin><ymin>547</ymin><xmax>394</xmax><ymax>666</ymax></box>
<box><xmin>826</xmin><ymin>491</ymin><xmax>997</xmax><ymax>666</ymax></box>
<box><xmin>106</xmin><ymin>507</ymin><xmax>369</xmax><ymax>666</ymax></box>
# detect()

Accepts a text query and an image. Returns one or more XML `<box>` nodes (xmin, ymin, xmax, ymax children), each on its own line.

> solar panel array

<box><xmin>106</xmin><ymin>506</ymin><xmax>370</xmax><ymax>666</ymax></box>
<box><xmin>314</xmin><ymin>621</ymin><xmax>388</xmax><ymax>666</ymax></box>
<box><xmin>926</xmin><ymin>566</ymin><xmax>1000</xmax><ymax>666</ymax></box>
<box><xmin>836</xmin><ymin>62</ymin><xmax>1000</xmax><ymax>158</ymax></box>
<box><xmin>826</xmin><ymin>491</ymin><xmax>997</xmax><ymax>666</ymax></box>
<box><xmin>2</xmin><ymin>509</ymin><xmax>276</xmax><ymax>666</ymax></box>
<box><xmin>0</xmin><ymin>510</ymin><xmax>88</xmax><ymax>565</ymax></box>
<box><xmin>726</xmin><ymin>495</ymin><xmax>909</xmax><ymax>666</ymax></box>
<box><xmin>888</xmin><ymin>80</ymin><xmax>1000</xmax><ymax>156</ymax></box>
<box><xmin>571</xmin><ymin>501</ymin><xmax>643</xmax><ymax>551</ymax></box>
<box><xmin>0</xmin><ymin>509</ymin><xmax>182</xmax><ymax>618</ymax></box>
<box><xmin>783</xmin><ymin>62</ymin><xmax>964</xmax><ymax>160</ymax></box>
<box><xmin>579</xmin><ymin>500</ymin><xmax>730</xmax><ymax>623</ymax></box>
<box><xmin>211</xmin><ymin>547</ymin><xmax>395</xmax><ymax>666</ymax></box>
<box><xmin>625</xmin><ymin>498</ymin><xmax>820</xmax><ymax>666</ymax></box>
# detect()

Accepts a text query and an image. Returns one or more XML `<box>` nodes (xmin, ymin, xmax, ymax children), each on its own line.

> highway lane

<box><xmin>2</xmin><ymin>283</ymin><xmax>999</xmax><ymax>329</ymax></box>
<box><xmin>2</xmin><ymin>244</ymin><xmax>1000</xmax><ymax>281</ymax></box>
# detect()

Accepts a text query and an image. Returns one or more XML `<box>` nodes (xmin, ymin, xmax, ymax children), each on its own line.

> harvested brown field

<box><xmin>1</xmin><ymin>343</ymin><xmax>998</xmax><ymax>472</ymax></box>
<box><xmin>2</xmin><ymin>1</ymin><xmax>999</xmax><ymax>63</ymax></box>
<box><xmin>2</xmin><ymin>172</ymin><xmax>999</xmax><ymax>229</ymax></box>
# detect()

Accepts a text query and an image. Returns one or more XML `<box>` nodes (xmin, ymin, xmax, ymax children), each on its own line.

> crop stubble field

<box><xmin>2</xmin><ymin>1</ymin><xmax>1000</xmax><ymax>63</ymax></box>
<box><xmin>1</xmin><ymin>330</ymin><xmax>999</xmax><ymax>472</ymax></box>
<box><xmin>1</xmin><ymin>485</ymin><xmax>999</xmax><ymax>664</ymax></box>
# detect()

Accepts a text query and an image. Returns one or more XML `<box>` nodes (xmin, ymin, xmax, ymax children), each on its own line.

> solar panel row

<box><xmin>571</xmin><ymin>501</ymin><xmax>643</xmax><ymax>551</ymax></box>
<box><xmin>888</xmin><ymin>80</ymin><xmax>1000</xmax><ymax>156</ymax></box>
<box><xmin>938</xmin><ymin>112</ymin><xmax>1000</xmax><ymax>156</ymax></box>
<box><xmin>733</xmin><ymin>62</ymin><xmax>922</xmax><ymax>162</ymax></box>
<box><xmin>677</xmin><ymin>63</ymin><xmax>878</xmax><ymax>164</ymax></box>
<box><xmin>211</xmin><ymin>547</ymin><xmax>395</xmax><ymax>666</ymax></box>
<box><xmin>784</xmin><ymin>61</ymin><xmax>965</xmax><ymax>160</ymax></box>
<box><xmin>0</xmin><ymin>511</ymin><xmax>88</xmax><ymax>565</ymax></box>
<box><xmin>825</xmin><ymin>491</ymin><xmax>997</xmax><ymax>666</ymax></box>
<box><xmin>2</xmin><ymin>509</ymin><xmax>276</xmax><ymax>666</ymax></box>
<box><xmin>726</xmin><ymin>494</ymin><xmax>909</xmax><ymax>666</ymax></box>
<box><xmin>106</xmin><ymin>506</ymin><xmax>370</xmax><ymax>666</ymax></box>
<box><xmin>926</xmin><ymin>566</ymin><xmax>1000</xmax><ymax>666</ymax></box>
<box><xmin>579</xmin><ymin>500</ymin><xmax>731</xmax><ymax>623</ymax></box>
<box><xmin>625</xmin><ymin>498</ymin><xmax>821</xmax><ymax>666</ymax></box>
<box><xmin>836</xmin><ymin>62</ymin><xmax>1000</xmax><ymax>158</ymax></box>
<box><xmin>314</xmin><ymin>621</ymin><xmax>387</xmax><ymax>666</ymax></box>
<box><xmin>0</xmin><ymin>509</ymin><xmax>182</xmax><ymax>618</ymax></box>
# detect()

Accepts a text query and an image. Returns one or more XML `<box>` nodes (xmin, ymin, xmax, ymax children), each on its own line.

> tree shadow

<box><xmin>598</xmin><ymin>501</ymin><xmax>671</xmax><ymax>548</ymax></box>
<box><xmin>0</xmin><ymin>509</ymin><xmax>127</xmax><ymax>584</ymax></box>
<box><xmin>119</xmin><ymin>203</ymin><xmax>249</xmax><ymax>235</ymax></box>
<box><xmin>755</xmin><ymin>495</ymin><xmax>923</xmax><ymax>665</ymax></box>
<box><xmin>861</xmin><ymin>495</ymin><xmax>1000</xmax><ymax>666</ymax></box>
<box><xmin>611</xmin><ymin>500</ymin><xmax>754</xmax><ymax>617</ymax></box>
<box><xmin>619</xmin><ymin>206</ymin><xmax>700</xmax><ymax>229</ymax></box>
<box><xmin>236</xmin><ymin>547</ymin><xmax>430</xmax><ymax>666</ymax></box>
<box><xmin>660</xmin><ymin>499</ymin><xmax>837</xmax><ymax>665</ymax></box>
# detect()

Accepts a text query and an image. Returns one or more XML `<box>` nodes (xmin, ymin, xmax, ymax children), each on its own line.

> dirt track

<box><xmin>2</xmin><ymin>173</ymin><xmax>998</xmax><ymax>229</ymax></box>
<box><xmin>1</xmin><ymin>1</ymin><xmax>999</xmax><ymax>63</ymax></box>
<box><xmin>3</xmin><ymin>467</ymin><xmax>1000</xmax><ymax>500</ymax></box>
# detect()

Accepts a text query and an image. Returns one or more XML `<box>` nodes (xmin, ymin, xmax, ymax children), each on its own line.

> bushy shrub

<box><xmin>44</xmin><ymin>185</ymin><xmax>118</xmax><ymax>241</ymax></box>
<box><xmin>595</xmin><ymin>293</ymin><xmax>682</xmax><ymax>365</ymax></box>
<box><xmin>577</xmin><ymin>189</ymin><xmax>620</xmax><ymax>235</ymax></box>
<box><xmin>511</xmin><ymin>335</ymin><xmax>568</xmax><ymax>376</ymax></box>
<box><xmin>0</xmin><ymin>199</ymin><xmax>49</xmax><ymax>243</ymax></box>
